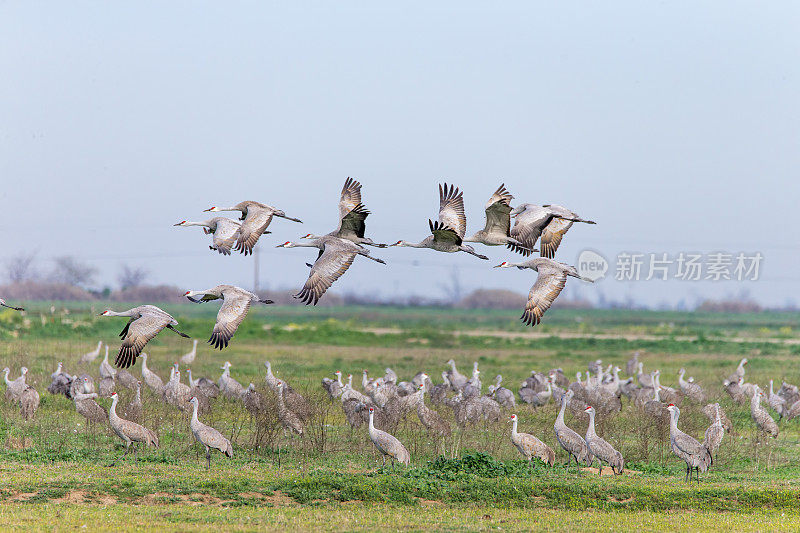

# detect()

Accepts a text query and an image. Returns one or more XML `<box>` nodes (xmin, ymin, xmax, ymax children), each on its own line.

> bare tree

<box><xmin>4</xmin><ymin>252</ymin><xmax>38</xmax><ymax>283</ymax></box>
<box><xmin>49</xmin><ymin>256</ymin><xmax>97</xmax><ymax>288</ymax></box>
<box><xmin>117</xmin><ymin>265</ymin><xmax>149</xmax><ymax>290</ymax></box>
<box><xmin>439</xmin><ymin>266</ymin><xmax>463</xmax><ymax>305</ymax></box>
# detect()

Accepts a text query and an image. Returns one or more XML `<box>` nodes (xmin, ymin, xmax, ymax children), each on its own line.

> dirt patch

<box><xmin>9</xmin><ymin>492</ymin><xmax>37</xmax><ymax>502</ymax></box>
<box><xmin>418</xmin><ymin>499</ymin><xmax>445</xmax><ymax>506</ymax></box>
<box><xmin>5</xmin><ymin>436</ymin><xmax>33</xmax><ymax>450</ymax></box>
<box><xmin>262</xmin><ymin>491</ymin><xmax>296</xmax><ymax>506</ymax></box>
<box><xmin>51</xmin><ymin>490</ymin><xmax>89</xmax><ymax>504</ymax></box>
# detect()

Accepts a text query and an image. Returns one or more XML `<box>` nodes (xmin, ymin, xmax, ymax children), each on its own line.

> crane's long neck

<box><xmin>110</xmin><ymin>396</ymin><xmax>118</xmax><ymax>417</ymax></box>
<box><xmin>191</xmin><ymin>401</ymin><xmax>199</xmax><ymax>423</ymax></box>
<box><xmin>368</xmin><ymin>411</ymin><xmax>375</xmax><ymax>431</ymax></box>
<box><xmin>276</xmin><ymin>387</ymin><xmax>285</xmax><ymax>408</ymax></box>
<box><xmin>587</xmin><ymin>410</ymin><xmax>596</xmax><ymax>436</ymax></box>
<box><xmin>3</xmin><ymin>370</ymin><xmax>10</xmax><ymax>386</ymax></box>
<box><xmin>183</xmin><ymin>221</ymin><xmax>212</xmax><ymax>228</ymax></box>
<box><xmin>653</xmin><ymin>386</ymin><xmax>660</xmax><ymax>402</ymax></box>
<box><xmin>669</xmin><ymin>408</ymin><xmax>680</xmax><ymax>434</ymax></box>
<box><xmin>511</xmin><ymin>418</ymin><xmax>518</xmax><ymax>437</ymax></box>
<box><xmin>714</xmin><ymin>404</ymin><xmax>721</xmax><ymax>425</ymax></box>
<box><xmin>103</xmin><ymin>347</ymin><xmax>109</xmax><ymax>364</ymax></box>
<box><xmin>770</xmin><ymin>380</ymin><xmax>774</xmax><ymax>396</ymax></box>
<box><xmin>336</xmin><ymin>374</ymin><xmax>343</xmax><ymax>387</ymax></box>
<box><xmin>678</xmin><ymin>370</ymin><xmax>686</xmax><ymax>386</ymax></box>
<box><xmin>135</xmin><ymin>385</ymin><xmax>141</xmax><ymax>402</ymax></box>
<box><xmin>557</xmin><ymin>395</ymin><xmax>568</xmax><ymax>424</ymax></box>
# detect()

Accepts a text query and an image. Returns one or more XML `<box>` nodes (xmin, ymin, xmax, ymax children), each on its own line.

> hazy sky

<box><xmin>2</xmin><ymin>2</ymin><xmax>798</xmax><ymax>308</ymax></box>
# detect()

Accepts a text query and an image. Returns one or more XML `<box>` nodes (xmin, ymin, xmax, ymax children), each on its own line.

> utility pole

<box><xmin>253</xmin><ymin>245</ymin><xmax>260</xmax><ymax>293</ymax></box>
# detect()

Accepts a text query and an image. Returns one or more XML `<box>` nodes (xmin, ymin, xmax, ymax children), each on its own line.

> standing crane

<box><xmin>554</xmin><ymin>390</ymin><xmax>592</xmax><ymax>467</ymax></box>
<box><xmin>80</xmin><ymin>341</ymin><xmax>104</xmax><ymax>363</ymax></box>
<box><xmin>100</xmin><ymin>306</ymin><xmax>190</xmax><ymax>368</ymax></box>
<box><xmin>140</xmin><ymin>354</ymin><xmax>165</xmax><ymax>394</ymax></box>
<box><xmin>180</xmin><ymin>340</ymin><xmax>198</xmax><ymax>365</ymax></box>
<box><xmin>188</xmin><ymin>397</ymin><xmax>233</xmax><ymax>469</ymax></box>
<box><xmin>702</xmin><ymin>403</ymin><xmax>725</xmax><ymax>456</ymax></box>
<box><xmin>666</xmin><ymin>404</ymin><xmax>712</xmax><ymax>482</ymax></box>
<box><xmin>584</xmin><ymin>406</ymin><xmax>624</xmax><ymax>475</ymax></box>
<box><xmin>391</xmin><ymin>183</ymin><xmax>489</xmax><ymax>260</ymax></box>
<box><xmin>367</xmin><ymin>406</ymin><xmax>410</xmax><ymax>467</ymax></box>
<box><xmin>203</xmin><ymin>201</ymin><xmax>302</xmax><ymax>255</ymax></box>
<box><xmin>184</xmin><ymin>285</ymin><xmax>274</xmax><ymax>349</ymax></box>
<box><xmin>509</xmin><ymin>414</ymin><xmax>555</xmax><ymax>466</ymax></box>
<box><xmin>495</xmin><ymin>258</ymin><xmax>593</xmax><ymax>326</ymax></box>
<box><xmin>108</xmin><ymin>392</ymin><xmax>159</xmax><ymax>464</ymax></box>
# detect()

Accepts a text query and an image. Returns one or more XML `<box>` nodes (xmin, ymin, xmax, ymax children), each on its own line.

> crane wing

<box><xmin>236</xmin><ymin>206</ymin><xmax>274</xmax><ymax>255</ymax></box>
<box><xmin>338</xmin><ymin>177</ymin><xmax>363</xmax><ymax>221</ymax></box>
<box><xmin>483</xmin><ymin>184</ymin><xmax>513</xmax><ymax>236</ymax></box>
<box><xmin>338</xmin><ymin>203</ymin><xmax>370</xmax><ymax>239</ymax></box>
<box><xmin>429</xmin><ymin>220</ymin><xmax>462</xmax><ymax>245</ymax></box>
<box><xmin>437</xmin><ymin>183</ymin><xmax>466</xmax><ymax>239</ymax></box>
<box><xmin>294</xmin><ymin>241</ymin><xmax>357</xmax><ymax>305</ymax></box>
<box><xmin>212</xmin><ymin>218</ymin><xmax>241</xmax><ymax>256</ymax></box>
<box><xmin>116</xmin><ymin>312</ymin><xmax>171</xmax><ymax>368</ymax></box>
<box><xmin>508</xmin><ymin>206</ymin><xmax>551</xmax><ymax>256</ymax></box>
<box><xmin>540</xmin><ymin>218</ymin><xmax>573</xmax><ymax>259</ymax></box>
<box><xmin>672</xmin><ymin>432</ymin><xmax>708</xmax><ymax>458</ymax></box>
<box><xmin>209</xmin><ymin>294</ymin><xmax>251</xmax><ymax>349</ymax></box>
<box><xmin>521</xmin><ymin>265</ymin><xmax>567</xmax><ymax>326</ymax></box>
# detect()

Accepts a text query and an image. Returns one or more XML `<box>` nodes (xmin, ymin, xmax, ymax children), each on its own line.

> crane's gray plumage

<box><xmin>218</xmin><ymin>361</ymin><xmax>245</xmax><ymax>399</ymax></box>
<box><xmin>464</xmin><ymin>184</ymin><xmax>531</xmax><ymax>251</ymax></box>
<box><xmin>554</xmin><ymin>390</ymin><xmax>592</xmax><ymax>466</ymax></box>
<box><xmin>391</xmin><ymin>183</ymin><xmax>489</xmax><ymax>260</ymax></box>
<box><xmin>678</xmin><ymin>368</ymin><xmax>705</xmax><ymax>403</ymax></box>
<box><xmin>750</xmin><ymin>385</ymin><xmax>779</xmax><ymax>438</ymax></box>
<box><xmin>507</xmin><ymin>203</ymin><xmax>595</xmax><ymax>257</ymax></box>
<box><xmin>140</xmin><ymin>354</ymin><xmax>164</xmax><ymax>394</ymax></box>
<box><xmin>204</xmin><ymin>200</ymin><xmax>302</xmax><ymax>256</ymax></box>
<box><xmin>189</xmin><ymin>396</ymin><xmax>233</xmax><ymax>468</ymax></box>
<box><xmin>19</xmin><ymin>386</ymin><xmax>40</xmax><ymax>420</ymax></box>
<box><xmin>495</xmin><ymin>258</ymin><xmax>593</xmax><ymax>326</ymax></box>
<box><xmin>278</xmin><ymin>236</ymin><xmax>386</xmax><ymax>305</ymax></box>
<box><xmin>4</xmin><ymin>367</ymin><xmax>28</xmax><ymax>402</ymax></box>
<box><xmin>667</xmin><ymin>404</ymin><xmax>712</xmax><ymax>482</ymax></box>
<box><xmin>510</xmin><ymin>414</ymin><xmax>555</xmax><ymax>466</ymax></box>
<box><xmin>101</xmin><ymin>305</ymin><xmax>190</xmax><ymax>368</ymax></box>
<box><xmin>80</xmin><ymin>341</ymin><xmax>104</xmax><ymax>363</ymax></box>
<box><xmin>108</xmin><ymin>392</ymin><xmax>158</xmax><ymax>464</ymax></box>
<box><xmin>276</xmin><ymin>381</ymin><xmax>304</xmax><ymax>435</ymax></box>
<box><xmin>367</xmin><ymin>406</ymin><xmax>410</xmax><ymax>466</ymax></box>
<box><xmin>185</xmin><ymin>285</ymin><xmax>273</xmax><ymax>349</ymax></box>
<box><xmin>584</xmin><ymin>406</ymin><xmax>624</xmax><ymax>475</ymax></box>
<box><xmin>703</xmin><ymin>403</ymin><xmax>725</xmax><ymax>455</ymax></box>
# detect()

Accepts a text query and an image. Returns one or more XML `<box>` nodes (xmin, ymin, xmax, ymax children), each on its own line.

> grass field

<box><xmin>1</xmin><ymin>304</ymin><xmax>799</xmax><ymax>531</ymax></box>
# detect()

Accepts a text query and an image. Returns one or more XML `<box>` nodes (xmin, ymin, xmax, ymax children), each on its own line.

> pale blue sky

<box><xmin>1</xmin><ymin>2</ymin><xmax>798</xmax><ymax>307</ymax></box>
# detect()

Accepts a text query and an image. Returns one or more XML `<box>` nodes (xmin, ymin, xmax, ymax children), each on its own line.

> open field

<box><xmin>1</xmin><ymin>305</ymin><xmax>800</xmax><ymax>531</ymax></box>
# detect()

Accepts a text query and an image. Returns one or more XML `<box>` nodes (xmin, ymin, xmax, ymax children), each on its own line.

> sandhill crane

<box><xmin>203</xmin><ymin>200</ymin><xmax>302</xmax><ymax>255</ymax></box>
<box><xmin>322</xmin><ymin>371</ymin><xmax>344</xmax><ymax>399</ymax></box>
<box><xmin>80</xmin><ymin>341</ymin><xmax>103</xmax><ymax>363</ymax></box>
<box><xmin>186</xmin><ymin>369</ymin><xmax>219</xmax><ymax>398</ymax></box>
<box><xmin>0</xmin><ymin>298</ymin><xmax>24</xmax><ymax>311</ymax></box>
<box><xmin>702</xmin><ymin>403</ymin><xmax>732</xmax><ymax>433</ymax></box>
<box><xmin>100</xmin><ymin>306</ymin><xmax>190</xmax><ymax>368</ymax></box>
<box><xmin>140</xmin><ymin>354</ymin><xmax>165</xmax><ymax>394</ymax></box>
<box><xmin>367</xmin><ymin>406</ymin><xmax>410</xmax><ymax>467</ymax></box>
<box><xmin>180</xmin><ymin>340</ymin><xmax>198</xmax><ymax>365</ymax></box>
<box><xmin>416</xmin><ymin>383</ymin><xmax>451</xmax><ymax>437</ymax></box>
<box><xmin>653</xmin><ymin>371</ymin><xmax>681</xmax><ymax>405</ymax></box>
<box><xmin>666</xmin><ymin>404</ymin><xmax>712</xmax><ymax>482</ymax></box>
<box><xmin>495</xmin><ymin>258</ymin><xmax>593</xmax><ymax>326</ymax></box>
<box><xmin>242</xmin><ymin>383</ymin><xmax>267</xmax><ymax>416</ymax></box>
<box><xmin>488</xmin><ymin>375</ymin><xmax>515</xmax><ymax>409</ymax></box>
<box><xmin>174</xmin><ymin>217</ymin><xmax>264</xmax><ymax>256</ymax></box>
<box><xmin>786</xmin><ymin>400</ymin><xmax>800</xmax><ymax>421</ymax></box>
<box><xmin>189</xmin><ymin>396</ymin><xmax>233</xmax><ymax>468</ymax></box>
<box><xmin>678</xmin><ymin>368</ymin><xmax>705</xmax><ymax>403</ymax></box>
<box><xmin>506</xmin><ymin>203</ymin><xmax>594</xmax><ymax>257</ymax></box>
<box><xmin>723</xmin><ymin>378</ymin><xmax>747</xmax><ymax>405</ymax></box>
<box><xmin>509</xmin><ymin>414</ymin><xmax>555</xmax><ymax>466</ymax></box>
<box><xmin>276</xmin><ymin>381</ymin><xmax>304</xmax><ymax>435</ymax></box>
<box><xmin>750</xmin><ymin>386</ymin><xmax>779</xmax><ymax>439</ymax></box>
<box><xmin>728</xmin><ymin>358</ymin><xmax>748</xmax><ymax>382</ymax></box>
<box><xmin>185</xmin><ymin>285</ymin><xmax>273</xmax><ymax>349</ymax></box>
<box><xmin>108</xmin><ymin>392</ymin><xmax>158</xmax><ymax>464</ymax></box>
<box><xmin>767</xmin><ymin>379</ymin><xmax>787</xmax><ymax>419</ymax></box>
<box><xmin>520</xmin><ymin>379</ymin><xmax>552</xmax><ymax>407</ymax></box>
<box><xmin>69</xmin><ymin>373</ymin><xmax>94</xmax><ymax>398</ymax></box>
<box><xmin>444</xmin><ymin>360</ymin><xmax>468</xmax><ymax>390</ymax></box>
<box><xmin>316</xmin><ymin>177</ymin><xmax>386</xmax><ymax>247</ymax></box>
<box><xmin>554</xmin><ymin>390</ymin><xmax>592</xmax><ymax>467</ymax></box>
<box><xmin>463</xmin><ymin>184</ymin><xmax>530</xmax><ymax>251</ymax></box>
<box><xmin>584</xmin><ymin>406</ymin><xmax>624</xmax><ymax>475</ymax></box>
<box><xmin>73</xmin><ymin>378</ymin><xmax>107</xmax><ymax>424</ymax></box>
<box><xmin>218</xmin><ymin>361</ymin><xmax>245</xmax><ymax>399</ymax></box>
<box><xmin>637</xmin><ymin>363</ymin><xmax>653</xmax><ymax>388</ymax></box>
<box><xmin>123</xmin><ymin>381</ymin><xmax>144</xmax><ymax>423</ymax></box>
<box><xmin>4</xmin><ymin>367</ymin><xmax>28</xmax><ymax>401</ymax></box>
<box><xmin>19</xmin><ymin>386</ymin><xmax>40</xmax><ymax>420</ymax></box>
<box><xmin>99</xmin><ymin>346</ymin><xmax>116</xmax><ymax>380</ymax></box>
<box><xmin>48</xmin><ymin>363</ymin><xmax>73</xmax><ymax>397</ymax></box>
<box><xmin>278</xmin><ymin>235</ymin><xmax>386</xmax><ymax>305</ymax></box>
<box><xmin>265</xmin><ymin>365</ymin><xmax>311</xmax><ymax>421</ymax></box>
<box><xmin>626</xmin><ymin>351</ymin><xmax>640</xmax><ymax>376</ymax></box>
<box><xmin>391</xmin><ymin>183</ymin><xmax>489</xmax><ymax>260</ymax></box>
<box><xmin>463</xmin><ymin>363</ymin><xmax>482</xmax><ymax>398</ymax></box>
<box><xmin>164</xmin><ymin>363</ymin><xmax>192</xmax><ymax>410</ymax></box>
<box><xmin>703</xmin><ymin>403</ymin><xmax>725</xmax><ymax>456</ymax></box>
<box><xmin>99</xmin><ymin>376</ymin><xmax>115</xmax><ymax>398</ymax></box>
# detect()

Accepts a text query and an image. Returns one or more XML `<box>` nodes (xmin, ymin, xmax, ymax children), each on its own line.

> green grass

<box><xmin>1</xmin><ymin>305</ymin><xmax>799</xmax><ymax>530</ymax></box>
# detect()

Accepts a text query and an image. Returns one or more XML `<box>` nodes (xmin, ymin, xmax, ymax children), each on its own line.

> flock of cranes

<box><xmin>1</xmin><ymin>339</ymin><xmax>797</xmax><ymax>479</ymax></box>
<box><xmin>2</xmin><ymin>179</ymin><xmax>597</xmax><ymax>369</ymax></box>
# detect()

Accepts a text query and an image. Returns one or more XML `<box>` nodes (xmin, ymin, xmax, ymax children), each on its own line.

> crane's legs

<box><xmin>206</xmin><ymin>448</ymin><xmax>212</xmax><ymax>470</ymax></box>
<box><xmin>109</xmin><ymin>442</ymin><xmax>131</xmax><ymax>467</ymax></box>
